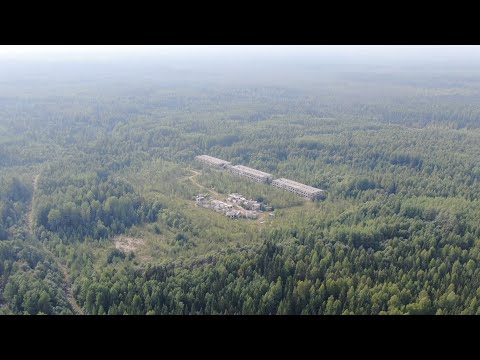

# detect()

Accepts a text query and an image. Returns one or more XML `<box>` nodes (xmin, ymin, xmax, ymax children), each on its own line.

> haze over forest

<box><xmin>1</xmin><ymin>45</ymin><xmax>480</xmax><ymax>315</ymax></box>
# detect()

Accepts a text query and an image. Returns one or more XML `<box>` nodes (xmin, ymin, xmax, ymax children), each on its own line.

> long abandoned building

<box><xmin>272</xmin><ymin>178</ymin><xmax>325</xmax><ymax>199</ymax></box>
<box><xmin>227</xmin><ymin>165</ymin><xmax>273</xmax><ymax>183</ymax></box>
<box><xmin>195</xmin><ymin>155</ymin><xmax>231</xmax><ymax>168</ymax></box>
<box><xmin>194</xmin><ymin>154</ymin><xmax>325</xmax><ymax>200</ymax></box>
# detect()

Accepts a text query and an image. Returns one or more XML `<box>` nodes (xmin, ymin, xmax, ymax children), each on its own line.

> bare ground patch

<box><xmin>114</xmin><ymin>235</ymin><xmax>146</xmax><ymax>253</ymax></box>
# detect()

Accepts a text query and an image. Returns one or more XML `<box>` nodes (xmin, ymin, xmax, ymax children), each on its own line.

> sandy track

<box><xmin>28</xmin><ymin>173</ymin><xmax>84</xmax><ymax>315</ymax></box>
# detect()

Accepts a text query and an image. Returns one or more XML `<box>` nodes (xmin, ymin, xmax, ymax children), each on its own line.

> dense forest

<box><xmin>1</xmin><ymin>56</ymin><xmax>480</xmax><ymax>315</ymax></box>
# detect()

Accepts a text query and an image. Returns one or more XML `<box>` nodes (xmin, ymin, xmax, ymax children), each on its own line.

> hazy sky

<box><xmin>1</xmin><ymin>45</ymin><xmax>480</xmax><ymax>64</ymax></box>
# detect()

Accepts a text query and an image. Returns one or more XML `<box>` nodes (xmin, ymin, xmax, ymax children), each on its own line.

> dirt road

<box><xmin>27</xmin><ymin>174</ymin><xmax>40</xmax><ymax>235</ymax></box>
<box><xmin>187</xmin><ymin>169</ymin><xmax>221</xmax><ymax>197</ymax></box>
<box><xmin>28</xmin><ymin>172</ymin><xmax>84</xmax><ymax>315</ymax></box>
<box><xmin>187</xmin><ymin>169</ymin><xmax>271</xmax><ymax>225</ymax></box>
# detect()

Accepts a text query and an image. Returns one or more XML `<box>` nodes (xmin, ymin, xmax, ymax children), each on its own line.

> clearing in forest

<box><xmin>114</xmin><ymin>235</ymin><xmax>146</xmax><ymax>253</ymax></box>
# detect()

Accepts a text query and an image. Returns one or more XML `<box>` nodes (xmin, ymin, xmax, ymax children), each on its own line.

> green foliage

<box><xmin>0</xmin><ymin>241</ymin><xmax>72</xmax><ymax>314</ymax></box>
<box><xmin>107</xmin><ymin>248</ymin><xmax>126</xmax><ymax>264</ymax></box>
<box><xmin>33</xmin><ymin>160</ymin><xmax>161</xmax><ymax>242</ymax></box>
<box><xmin>0</xmin><ymin>175</ymin><xmax>32</xmax><ymax>241</ymax></box>
<box><xmin>2</xmin><ymin>66</ymin><xmax>480</xmax><ymax>315</ymax></box>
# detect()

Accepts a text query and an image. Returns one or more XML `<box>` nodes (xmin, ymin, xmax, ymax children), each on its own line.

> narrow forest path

<box><xmin>27</xmin><ymin>174</ymin><xmax>40</xmax><ymax>235</ymax></box>
<box><xmin>28</xmin><ymin>172</ymin><xmax>84</xmax><ymax>315</ymax></box>
<box><xmin>187</xmin><ymin>170</ymin><xmax>269</xmax><ymax>226</ymax></box>
<box><xmin>50</xmin><ymin>254</ymin><xmax>84</xmax><ymax>315</ymax></box>
<box><xmin>187</xmin><ymin>169</ymin><xmax>221</xmax><ymax>197</ymax></box>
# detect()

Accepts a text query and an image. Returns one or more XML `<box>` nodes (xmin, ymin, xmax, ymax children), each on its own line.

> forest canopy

<box><xmin>1</xmin><ymin>55</ymin><xmax>480</xmax><ymax>315</ymax></box>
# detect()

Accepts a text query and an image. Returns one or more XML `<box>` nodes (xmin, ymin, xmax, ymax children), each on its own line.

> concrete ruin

<box><xmin>195</xmin><ymin>193</ymin><xmax>261</xmax><ymax>220</ymax></box>
<box><xmin>194</xmin><ymin>154</ymin><xmax>325</xmax><ymax>200</ymax></box>
<box><xmin>271</xmin><ymin>178</ymin><xmax>325</xmax><ymax>200</ymax></box>
<box><xmin>195</xmin><ymin>155</ymin><xmax>231</xmax><ymax>168</ymax></box>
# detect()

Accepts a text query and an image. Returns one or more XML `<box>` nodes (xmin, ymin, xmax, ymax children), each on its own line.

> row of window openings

<box><xmin>272</xmin><ymin>184</ymin><xmax>314</xmax><ymax>197</ymax></box>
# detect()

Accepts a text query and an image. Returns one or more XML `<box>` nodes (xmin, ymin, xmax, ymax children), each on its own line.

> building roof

<box><xmin>195</xmin><ymin>155</ymin><xmax>231</xmax><ymax>166</ymax></box>
<box><xmin>231</xmin><ymin>165</ymin><xmax>273</xmax><ymax>178</ymax></box>
<box><xmin>272</xmin><ymin>178</ymin><xmax>324</xmax><ymax>195</ymax></box>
